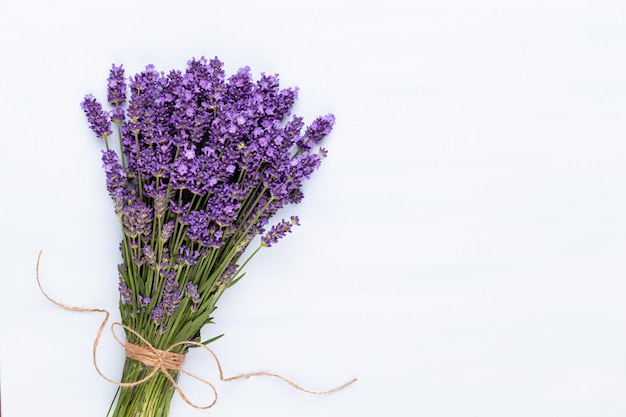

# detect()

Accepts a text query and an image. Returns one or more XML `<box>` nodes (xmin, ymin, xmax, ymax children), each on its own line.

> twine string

<box><xmin>36</xmin><ymin>251</ymin><xmax>357</xmax><ymax>409</ymax></box>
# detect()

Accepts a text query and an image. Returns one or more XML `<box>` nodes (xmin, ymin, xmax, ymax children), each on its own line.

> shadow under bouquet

<box><xmin>80</xmin><ymin>56</ymin><xmax>339</xmax><ymax>417</ymax></box>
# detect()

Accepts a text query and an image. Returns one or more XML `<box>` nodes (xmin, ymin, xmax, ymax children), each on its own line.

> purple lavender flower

<box><xmin>261</xmin><ymin>218</ymin><xmax>296</xmax><ymax>247</ymax></box>
<box><xmin>132</xmin><ymin>294</ymin><xmax>152</xmax><ymax>316</ymax></box>
<box><xmin>101</xmin><ymin>149</ymin><xmax>126</xmax><ymax>194</ymax></box>
<box><xmin>122</xmin><ymin>201</ymin><xmax>153</xmax><ymax>239</ymax></box>
<box><xmin>118</xmin><ymin>277</ymin><xmax>133</xmax><ymax>304</ymax></box>
<box><xmin>142</xmin><ymin>244</ymin><xmax>156</xmax><ymax>267</ymax></box>
<box><xmin>207</xmin><ymin>229</ymin><xmax>224</xmax><ymax>248</ymax></box>
<box><xmin>151</xmin><ymin>277</ymin><xmax>182</xmax><ymax>328</ymax></box>
<box><xmin>111</xmin><ymin>106</ymin><xmax>125</xmax><ymax>124</ymax></box>
<box><xmin>180</xmin><ymin>210</ymin><xmax>210</xmax><ymax>245</ymax></box>
<box><xmin>217</xmin><ymin>263</ymin><xmax>237</xmax><ymax>291</ymax></box>
<box><xmin>153</xmin><ymin>188</ymin><xmax>168</xmax><ymax>218</ymax></box>
<box><xmin>184</xmin><ymin>282</ymin><xmax>200</xmax><ymax>303</ymax></box>
<box><xmin>170</xmin><ymin>200</ymin><xmax>191</xmax><ymax>215</ymax></box>
<box><xmin>184</xmin><ymin>282</ymin><xmax>201</xmax><ymax>312</ymax></box>
<box><xmin>107</xmin><ymin>64</ymin><xmax>127</xmax><ymax>106</ymax></box>
<box><xmin>160</xmin><ymin>220</ymin><xmax>175</xmax><ymax>243</ymax></box>
<box><xmin>178</xmin><ymin>245</ymin><xmax>200</xmax><ymax>265</ymax></box>
<box><xmin>179</xmin><ymin>209</ymin><xmax>226</xmax><ymax>248</ymax></box>
<box><xmin>155</xmin><ymin>248</ymin><xmax>173</xmax><ymax>276</ymax></box>
<box><xmin>151</xmin><ymin>306</ymin><xmax>165</xmax><ymax>329</ymax></box>
<box><xmin>81</xmin><ymin>94</ymin><xmax>112</xmax><ymax>139</ymax></box>
<box><xmin>301</xmin><ymin>114</ymin><xmax>335</xmax><ymax>148</ymax></box>
<box><xmin>288</xmin><ymin>188</ymin><xmax>304</xmax><ymax>204</ymax></box>
<box><xmin>138</xmin><ymin>295</ymin><xmax>151</xmax><ymax>306</ymax></box>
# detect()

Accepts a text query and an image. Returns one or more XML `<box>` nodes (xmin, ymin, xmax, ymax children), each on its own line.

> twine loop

<box><xmin>125</xmin><ymin>341</ymin><xmax>185</xmax><ymax>370</ymax></box>
<box><xmin>36</xmin><ymin>251</ymin><xmax>357</xmax><ymax>410</ymax></box>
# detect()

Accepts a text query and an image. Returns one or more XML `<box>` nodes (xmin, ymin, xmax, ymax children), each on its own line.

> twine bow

<box><xmin>36</xmin><ymin>251</ymin><xmax>357</xmax><ymax>409</ymax></box>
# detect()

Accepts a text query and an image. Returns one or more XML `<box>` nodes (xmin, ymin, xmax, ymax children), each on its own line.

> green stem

<box><xmin>108</xmin><ymin>355</ymin><xmax>180</xmax><ymax>417</ymax></box>
<box><xmin>134</xmin><ymin>131</ymin><xmax>143</xmax><ymax>200</ymax></box>
<box><xmin>115</xmin><ymin>116</ymin><xmax>126</xmax><ymax>169</ymax></box>
<box><xmin>231</xmin><ymin>245</ymin><xmax>261</xmax><ymax>282</ymax></box>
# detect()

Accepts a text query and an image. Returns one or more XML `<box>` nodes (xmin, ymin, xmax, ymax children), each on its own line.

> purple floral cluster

<box><xmin>151</xmin><ymin>277</ymin><xmax>182</xmax><ymax>330</ymax></box>
<box><xmin>81</xmin><ymin>95</ymin><xmax>112</xmax><ymax>139</ymax></box>
<box><xmin>81</xmin><ymin>57</ymin><xmax>334</xmax><ymax>336</ymax></box>
<box><xmin>261</xmin><ymin>216</ymin><xmax>300</xmax><ymax>247</ymax></box>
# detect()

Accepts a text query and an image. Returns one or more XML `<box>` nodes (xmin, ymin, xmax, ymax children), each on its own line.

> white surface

<box><xmin>1</xmin><ymin>0</ymin><xmax>626</xmax><ymax>416</ymax></box>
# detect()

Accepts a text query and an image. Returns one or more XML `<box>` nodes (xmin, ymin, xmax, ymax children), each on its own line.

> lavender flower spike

<box><xmin>118</xmin><ymin>277</ymin><xmax>133</xmax><ymax>304</ymax></box>
<box><xmin>101</xmin><ymin>149</ymin><xmax>126</xmax><ymax>195</ymax></box>
<box><xmin>81</xmin><ymin>94</ymin><xmax>112</xmax><ymax>139</ymax></box>
<box><xmin>184</xmin><ymin>282</ymin><xmax>201</xmax><ymax>312</ymax></box>
<box><xmin>306</xmin><ymin>114</ymin><xmax>335</xmax><ymax>144</ymax></box>
<box><xmin>151</xmin><ymin>277</ymin><xmax>183</xmax><ymax>329</ymax></box>
<box><xmin>261</xmin><ymin>218</ymin><xmax>297</xmax><ymax>247</ymax></box>
<box><xmin>107</xmin><ymin>64</ymin><xmax>127</xmax><ymax>105</ymax></box>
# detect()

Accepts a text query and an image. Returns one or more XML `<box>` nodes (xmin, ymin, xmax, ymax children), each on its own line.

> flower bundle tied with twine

<box><xmin>61</xmin><ymin>56</ymin><xmax>356</xmax><ymax>417</ymax></box>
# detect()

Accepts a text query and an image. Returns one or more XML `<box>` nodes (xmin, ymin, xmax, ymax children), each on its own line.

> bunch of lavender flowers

<box><xmin>81</xmin><ymin>57</ymin><xmax>334</xmax><ymax>417</ymax></box>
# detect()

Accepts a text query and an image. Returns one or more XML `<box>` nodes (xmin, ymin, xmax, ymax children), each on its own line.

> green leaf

<box><xmin>201</xmin><ymin>333</ymin><xmax>224</xmax><ymax>345</ymax></box>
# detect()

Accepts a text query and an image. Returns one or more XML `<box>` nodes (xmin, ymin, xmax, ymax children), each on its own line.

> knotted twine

<box><xmin>36</xmin><ymin>251</ymin><xmax>357</xmax><ymax>410</ymax></box>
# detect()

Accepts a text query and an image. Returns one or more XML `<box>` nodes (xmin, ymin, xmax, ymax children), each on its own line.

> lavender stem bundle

<box><xmin>81</xmin><ymin>57</ymin><xmax>335</xmax><ymax>417</ymax></box>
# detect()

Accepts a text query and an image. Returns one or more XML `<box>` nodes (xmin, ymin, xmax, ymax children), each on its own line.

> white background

<box><xmin>1</xmin><ymin>0</ymin><xmax>626</xmax><ymax>416</ymax></box>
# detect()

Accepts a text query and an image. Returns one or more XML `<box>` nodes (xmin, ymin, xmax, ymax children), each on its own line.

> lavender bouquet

<box><xmin>80</xmin><ymin>57</ymin><xmax>336</xmax><ymax>417</ymax></box>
